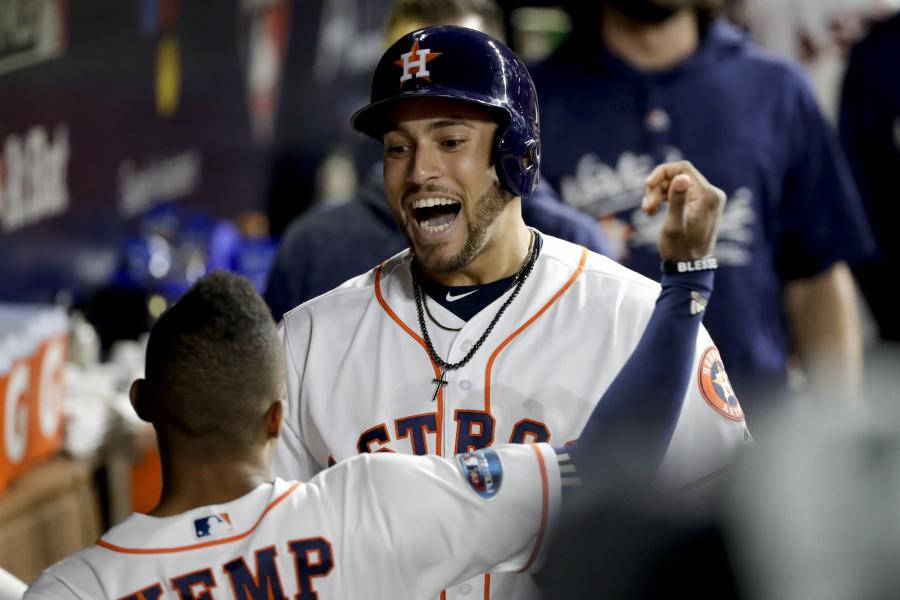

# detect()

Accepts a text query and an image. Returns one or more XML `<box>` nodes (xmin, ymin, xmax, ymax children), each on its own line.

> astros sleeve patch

<box><xmin>698</xmin><ymin>346</ymin><xmax>744</xmax><ymax>421</ymax></box>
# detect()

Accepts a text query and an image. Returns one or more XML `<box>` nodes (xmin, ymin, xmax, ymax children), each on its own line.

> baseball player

<box><xmin>26</xmin><ymin>197</ymin><xmax>727</xmax><ymax>600</ymax></box>
<box><xmin>263</xmin><ymin>0</ymin><xmax>613</xmax><ymax>321</ymax></box>
<box><xmin>273</xmin><ymin>25</ymin><xmax>750</xmax><ymax>600</ymax></box>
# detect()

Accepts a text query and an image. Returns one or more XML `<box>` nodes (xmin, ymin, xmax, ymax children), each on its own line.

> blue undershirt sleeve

<box><xmin>563</xmin><ymin>270</ymin><xmax>714</xmax><ymax>488</ymax></box>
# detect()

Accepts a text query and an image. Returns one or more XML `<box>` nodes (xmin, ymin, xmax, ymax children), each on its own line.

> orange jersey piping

<box><xmin>374</xmin><ymin>263</ymin><xmax>444</xmax><ymax>456</ymax></box>
<box><xmin>519</xmin><ymin>444</ymin><xmax>550</xmax><ymax>573</ymax></box>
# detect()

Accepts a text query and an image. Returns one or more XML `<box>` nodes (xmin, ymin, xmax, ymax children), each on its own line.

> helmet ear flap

<box><xmin>495</xmin><ymin>128</ymin><xmax>541</xmax><ymax>198</ymax></box>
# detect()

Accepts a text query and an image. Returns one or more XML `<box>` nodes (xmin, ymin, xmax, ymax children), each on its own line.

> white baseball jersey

<box><xmin>274</xmin><ymin>233</ymin><xmax>750</xmax><ymax>600</ymax></box>
<box><xmin>0</xmin><ymin>568</ymin><xmax>26</xmax><ymax>600</ymax></box>
<box><xmin>25</xmin><ymin>443</ymin><xmax>561</xmax><ymax>599</ymax></box>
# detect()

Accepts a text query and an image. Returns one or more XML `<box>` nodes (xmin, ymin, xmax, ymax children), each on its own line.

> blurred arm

<box><xmin>784</xmin><ymin>261</ymin><xmax>863</xmax><ymax>403</ymax></box>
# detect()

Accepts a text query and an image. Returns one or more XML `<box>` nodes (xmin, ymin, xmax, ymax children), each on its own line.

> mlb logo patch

<box><xmin>194</xmin><ymin>513</ymin><xmax>233</xmax><ymax>539</ymax></box>
<box><xmin>456</xmin><ymin>448</ymin><xmax>503</xmax><ymax>500</ymax></box>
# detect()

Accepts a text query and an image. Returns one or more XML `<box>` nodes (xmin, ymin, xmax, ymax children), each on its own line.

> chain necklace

<box><xmin>423</xmin><ymin>296</ymin><xmax>463</xmax><ymax>332</ymax></box>
<box><xmin>412</xmin><ymin>229</ymin><xmax>541</xmax><ymax>402</ymax></box>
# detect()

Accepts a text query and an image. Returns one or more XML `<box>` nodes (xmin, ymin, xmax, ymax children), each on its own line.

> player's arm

<box><xmin>357</xmin><ymin>444</ymin><xmax>562</xmax><ymax>597</ymax></box>
<box><xmin>23</xmin><ymin>590</ymin><xmax>75</xmax><ymax>600</ymax></box>
<box><xmin>571</xmin><ymin>161</ymin><xmax>744</xmax><ymax>489</ymax></box>
<box><xmin>23</xmin><ymin>571</ymin><xmax>91</xmax><ymax>599</ymax></box>
<box><xmin>783</xmin><ymin>262</ymin><xmax>862</xmax><ymax>404</ymax></box>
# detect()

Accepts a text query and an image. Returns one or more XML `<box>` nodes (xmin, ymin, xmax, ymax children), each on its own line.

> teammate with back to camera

<box><xmin>273</xmin><ymin>25</ymin><xmax>750</xmax><ymax>600</ymax></box>
<box><xmin>24</xmin><ymin>144</ymin><xmax>731</xmax><ymax>597</ymax></box>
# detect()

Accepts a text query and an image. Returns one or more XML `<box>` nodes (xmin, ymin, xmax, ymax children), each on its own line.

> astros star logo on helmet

<box><xmin>394</xmin><ymin>39</ymin><xmax>441</xmax><ymax>86</ymax></box>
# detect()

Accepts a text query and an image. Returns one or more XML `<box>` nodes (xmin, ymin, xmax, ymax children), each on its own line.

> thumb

<box><xmin>666</xmin><ymin>174</ymin><xmax>691</xmax><ymax>223</ymax></box>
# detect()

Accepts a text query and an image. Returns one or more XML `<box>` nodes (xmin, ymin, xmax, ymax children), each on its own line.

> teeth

<box><xmin>411</xmin><ymin>197</ymin><xmax>460</xmax><ymax>209</ymax></box>
<box><xmin>421</xmin><ymin>221</ymin><xmax>453</xmax><ymax>233</ymax></box>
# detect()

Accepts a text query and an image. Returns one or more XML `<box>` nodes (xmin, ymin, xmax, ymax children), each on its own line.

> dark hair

<box><xmin>695</xmin><ymin>0</ymin><xmax>726</xmax><ymax>32</ymax></box>
<box><xmin>386</xmin><ymin>0</ymin><xmax>504</xmax><ymax>40</ymax></box>
<box><xmin>145</xmin><ymin>271</ymin><xmax>283</xmax><ymax>457</ymax></box>
<box><xmin>566</xmin><ymin>0</ymin><xmax>725</xmax><ymax>36</ymax></box>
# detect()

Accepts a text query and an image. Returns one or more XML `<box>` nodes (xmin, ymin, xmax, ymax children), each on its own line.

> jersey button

<box><xmin>459</xmin><ymin>583</ymin><xmax>473</xmax><ymax>595</ymax></box>
<box><xmin>459</xmin><ymin>379</ymin><xmax>471</xmax><ymax>391</ymax></box>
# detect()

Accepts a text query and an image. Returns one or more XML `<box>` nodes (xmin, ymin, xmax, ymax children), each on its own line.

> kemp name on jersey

<box><xmin>25</xmin><ymin>445</ymin><xmax>561</xmax><ymax>599</ymax></box>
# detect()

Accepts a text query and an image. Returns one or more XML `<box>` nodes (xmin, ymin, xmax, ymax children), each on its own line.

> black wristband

<box><xmin>661</xmin><ymin>256</ymin><xmax>718</xmax><ymax>275</ymax></box>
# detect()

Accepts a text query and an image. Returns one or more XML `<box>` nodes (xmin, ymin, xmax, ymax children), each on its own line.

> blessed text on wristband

<box><xmin>661</xmin><ymin>256</ymin><xmax>718</xmax><ymax>275</ymax></box>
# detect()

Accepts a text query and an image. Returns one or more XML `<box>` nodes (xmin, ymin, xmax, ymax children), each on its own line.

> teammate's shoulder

<box><xmin>282</xmin><ymin>248</ymin><xmax>412</xmax><ymax>323</ymax></box>
<box><xmin>26</xmin><ymin>550</ymin><xmax>101</xmax><ymax>599</ymax></box>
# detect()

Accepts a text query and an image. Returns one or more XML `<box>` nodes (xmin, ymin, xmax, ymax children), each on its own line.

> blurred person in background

<box><xmin>263</xmin><ymin>0</ymin><xmax>611</xmax><ymax>320</ymax></box>
<box><xmin>727</xmin><ymin>342</ymin><xmax>900</xmax><ymax>600</ymax></box>
<box><xmin>839</xmin><ymin>10</ymin><xmax>900</xmax><ymax>344</ymax></box>
<box><xmin>531</xmin><ymin>0</ymin><xmax>874</xmax><ymax>433</ymax></box>
<box><xmin>727</xmin><ymin>0</ymin><xmax>900</xmax><ymax>122</ymax></box>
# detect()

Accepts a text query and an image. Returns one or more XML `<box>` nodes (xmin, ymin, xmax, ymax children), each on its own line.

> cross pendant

<box><xmin>431</xmin><ymin>370</ymin><xmax>448</xmax><ymax>402</ymax></box>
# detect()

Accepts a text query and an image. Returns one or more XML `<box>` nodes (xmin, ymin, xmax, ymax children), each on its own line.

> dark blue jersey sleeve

<box><xmin>565</xmin><ymin>270</ymin><xmax>714</xmax><ymax>487</ymax></box>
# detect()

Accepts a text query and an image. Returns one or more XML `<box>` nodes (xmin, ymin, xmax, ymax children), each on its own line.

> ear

<box><xmin>264</xmin><ymin>400</ymin><xmax>283</xmax><ymax>440</ymax></box>
<box><xmin>129</xmin><ymin>379</ymin><xmax>154</xmax><ymax>423</ymax></box>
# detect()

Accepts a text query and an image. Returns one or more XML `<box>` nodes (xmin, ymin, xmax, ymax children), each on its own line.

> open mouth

<box><xmin>410</xmin><ymin>197</ymin><xmax>462</xmax><ymax>233</ymax></box>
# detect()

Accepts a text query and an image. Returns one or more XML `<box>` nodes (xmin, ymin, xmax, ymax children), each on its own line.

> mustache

<box><xmin>402</xmin><ymin>184</ymin><xmax>462</xmax><ymax>203</ymax></box>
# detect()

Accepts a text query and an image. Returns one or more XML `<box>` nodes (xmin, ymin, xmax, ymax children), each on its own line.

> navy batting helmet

<box><xmin>351</xmin><ymin>26</ymin><xmax>541</xmax><ymax>198</ymax></box>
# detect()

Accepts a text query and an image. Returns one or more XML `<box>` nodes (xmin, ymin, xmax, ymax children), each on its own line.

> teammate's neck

<box><xmin>421</xmin><ymin>211</ymin><xmax>532</xmax><ymax>287</ymax></box>
<box><xmin>149</xmin><ymin>444</ymin><xmax>272</xmax><ymax>517</ymax></box>
<box><xmin>600</xmin><ymin>5</ymin><xmax>699</xmax><ymax>72</ymax></box>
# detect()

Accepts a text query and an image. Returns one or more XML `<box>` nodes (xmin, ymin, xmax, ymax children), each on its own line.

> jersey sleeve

<box><xmin>775</xmin><ymin>70</ymin><xmax>874</xmax><ymax>279</ymax></box>
<box><xmin>573</xmin><ymin>271</ymin><xmax>718</xmax><ymax>486</ymax></box>
<box><xmin>271</xmin><ymin>317</ymin><xmax>324</xmax><ymax>481</ymax></box>
<box><xmin>355</xmin><ymin>444</ymin><xmax>561</xmax><ymax>597</ymax></box>
<box><xmin>655</xmin><ymin>323</ymin><xmax>752</xmax><ymax>493</ymax></box>
<box><xmin>23</xmin><ymin>584</ymin><xmax>78</xmax><ymax>600</ymax></box>
<box><xmin>24</xmin><ymin>559</ymin><xmax>103</xmax><ymax>600</ymax></box>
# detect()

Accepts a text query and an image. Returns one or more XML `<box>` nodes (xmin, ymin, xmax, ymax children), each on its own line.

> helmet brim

<box><xmin>351</xmin><ymin>88</ymin><xmax>510</xmax><ymax>139</ymax></box>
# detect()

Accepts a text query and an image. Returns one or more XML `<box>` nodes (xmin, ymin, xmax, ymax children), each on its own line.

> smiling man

<box><xmin>381</xmin><ymin>99</ymin><xmax>531</xmax><ymax>283</ymax></box>
<box><xmin>274</xmin><ymin>26</ymin><xmax>749</xmax><ymax>600</ymax></box>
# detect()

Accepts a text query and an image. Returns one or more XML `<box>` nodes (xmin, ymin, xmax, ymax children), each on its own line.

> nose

<box><xmin>407</xmin><ymin>143</ymin><xmax>442</xmax><ymax>186</ymax></box>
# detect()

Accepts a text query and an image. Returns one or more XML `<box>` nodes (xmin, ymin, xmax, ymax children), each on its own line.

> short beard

<box><xmin>411</xmin><ymin>181</ymin><xmax>513</xmax><ymax>274</ymax></box>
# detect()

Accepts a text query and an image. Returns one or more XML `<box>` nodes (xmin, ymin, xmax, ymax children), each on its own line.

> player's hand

<box><xmin>642</xmin><ymin>160</ymin><xmax>725</xmax><ymax>261</ymax></box>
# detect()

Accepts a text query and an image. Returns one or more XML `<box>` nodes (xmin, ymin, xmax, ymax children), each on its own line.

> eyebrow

<box><xmin>427</xmin><ymin>118</ymin><xmax>476</xmax><ymax>131</ymax></box>
<box><xmin>385</xmin><ymin>117</ymin><xmax>477</xmax><ymax>135</ymax></box>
